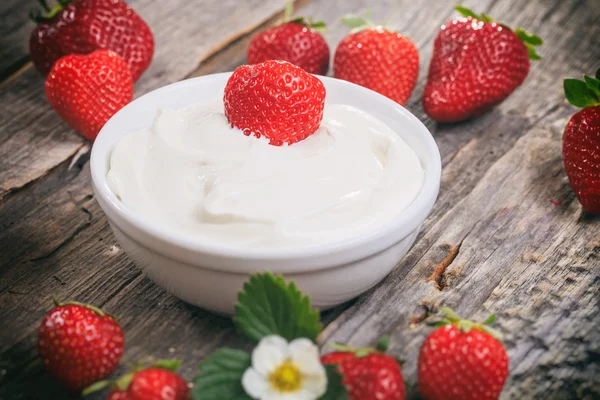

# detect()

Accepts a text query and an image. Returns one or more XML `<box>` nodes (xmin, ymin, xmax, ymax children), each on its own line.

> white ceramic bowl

<box><xmin>91</xmin><ymin>73</ymin><xmax>441</xmax><ymax>315</ymax></box>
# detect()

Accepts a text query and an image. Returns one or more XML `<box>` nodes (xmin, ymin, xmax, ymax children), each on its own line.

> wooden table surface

<box><xmin>1</xmin><ymin>0</ymin><xmax>599</xmax><ymax>398</ymax></box>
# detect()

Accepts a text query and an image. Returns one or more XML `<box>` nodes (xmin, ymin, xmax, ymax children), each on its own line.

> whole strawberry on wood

<box><xmin>418</xmin><ymin>307</ymin><xmax>508</xmax><ymax>400</ymax></box>
<box><xmin>29</xmin><ymin>0</ymin><xmax>154</xmax><ymax>81</ymax></box>
<box><xmin>562</xmin><ymin>69</ymin><xmax>600</xmax><ymax>214</ymax></box>
<box><xmin>45</xmin><ymin>50</ymin><xmax>134</xmax><ymax>141</ymax></box>
<box><xmin>37</xmin><ymin>299</ymin><xmax>124</xmax><ymax>392</ymax></box>
<box><xmin>223</xmin><ymin>60</ymin><xmax>326</xmax><ymax>146</ymax></box>
<box><xmin>423</xmin><ymin>6</ymin><xmax>542</xmax><ymax>123</ymax></box>
<box><xmin>321</xmin><ymin>336</ymin><xmax>406</xmax><ymax>400</ymax></box>
<box><xmin>248</xmin><ymin>1</ymin><xmax>330</xmax><ymax>75</ymax></box>
<box><xmin>334</xmin><ymin>12</ymin><xmax>419</xmax><ymax>106</ymax></box>
<box><xmin>84</xmin><ymin>360</ymin><xmax>190</xmax><ymax>400</ymax></box>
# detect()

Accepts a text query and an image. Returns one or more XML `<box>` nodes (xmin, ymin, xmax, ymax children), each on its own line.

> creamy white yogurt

<box><xmin>107</xmin><ymin>101</ymin><xmax>424</xmax><ymax>248</ymax></box>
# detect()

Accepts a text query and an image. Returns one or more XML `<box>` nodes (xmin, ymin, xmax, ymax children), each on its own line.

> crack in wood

<box><xmin>99</xmin><ymin>270</ymin><xmax>144</xmax><ymax>309</ymax></box>
<box><xmin>28</xmin><ymin>222</ymin><xmax>92</xmax><ymax>262</ymax></box>
<box><xmin>0</xmin><ymin>143</ymin><xmax>86</xmax><ymax>204</ymax></box>
<box><xmin>80</xmin><ymin>207</ymin><xmax>93</xmax><ymax>221</ymax></box>
<box><xmin>426</xmin><ymin>239</ymin><xmax>464</xmax><ymax>290</ymax></box>
<box><xmin>409</xmin><ymin>301</ymin><xmax>438</xmax><ymax>327</ymax></box>
<box><xmin>0</xmin><ymin>59</ymin><xmax>31</xmax><ymax>88</ymax></box>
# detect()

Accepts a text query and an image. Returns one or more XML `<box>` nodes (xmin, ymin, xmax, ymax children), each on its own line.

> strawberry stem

<box><xmin>284</xmin><ymin>0</ymin><xmax>294</xmax><ymax>22</ymax></box>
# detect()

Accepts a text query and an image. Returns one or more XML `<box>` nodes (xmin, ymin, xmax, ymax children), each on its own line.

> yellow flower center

<box><xmin>269</xmin><ymin>360</ymin><xmax>302</xmax><ymax>392</ymax></box>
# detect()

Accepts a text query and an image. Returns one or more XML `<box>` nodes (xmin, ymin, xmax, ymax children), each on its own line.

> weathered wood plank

<box><xmin>0</xmin><ymin>0</ymin><xmax>36</xmax><ymax>81</ymax></box>
<box><xmin>316</xmin><ymin>0</ymin><xmax>600</xmax><ymax>397</ymax></box>
<box><xmin>1</xmin><ymin>0</ymin><xmax>599</xmax><ymax>399</ymax></box>
<box><xmin>0</xmin><ymin>0</ymin><xmax>296</xmax><ymax>200</ymax></box>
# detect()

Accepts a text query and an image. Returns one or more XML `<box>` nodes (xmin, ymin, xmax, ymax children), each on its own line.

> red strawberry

<box><xmin>45</xmin><ymin>50</ymin><xmax>134</xmax><ymax>141</ymax></box>
<box><xmin>223</xmin><ymin>60</ymin><xmax>326</xmax><ymax>146</ymax></box>
<box><xmin>107</xmin><ymin>390</ymin><xmax>130</xmax><ymax>400</ymax></box>
<box><xmin>423</xmin><ymin>6</ymin><xmax>542</xmax><ymax>123</ymax></box>
<box><xmin>562</xmin><ymin>69</ymin><xmax>600</xmax><ymax>214</ymax></box>
<box><xmin>321</xmin><ymin>338</ymin><xmax>405</xmax><ymax>400</ymax></box>
<box><xmin>248</xmin><ymin>2</ymin><xmax>329</xmax><ymax>75</ymax></box>
<box><xmin>333</xmin><ymin>13</ymin><xmax>419</xmax><ymax>106</ymax></box>
<box><xmin>37</xmin><ymin>299</ymin><xmax>124</xmax><ymax>392</ymax></box>
<box><xmin>126</xmin><ymin>367</ymin><xmax>190</xmax><ymax>400</ymax></box>
<box><xmin>86</xmin><ymin>360</ymin><xmax>189</xmax><ymax>400</ymax></box>
<box><xmin>29</xmin><ymin>0</ymin><xmax>153</xmax><ymax>81</ymax></box>
<box><xmin>418</xmin><ymin>307</ymin><xmax>508</xmax><ymax>400</ymax></box>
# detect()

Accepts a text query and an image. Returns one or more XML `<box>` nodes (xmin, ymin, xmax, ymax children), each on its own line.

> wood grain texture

<box><xmin>314</xmin><ymin>0</ymin><xmax>600</xmax><ymax>398</ymax></box>
<box><xmin>0</xmin><ymin>0</ymin><xmax>36</xmax><ymax>81</ymax></box>
<box><xmin>1</xmin><ymin>0</ymin><xmax>599</xmax><ymax>399</ymax></box>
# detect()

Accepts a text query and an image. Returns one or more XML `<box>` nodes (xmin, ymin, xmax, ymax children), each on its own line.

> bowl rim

<box><xmin>90</xmin><ymin>73</ymin><xmax>441</xmax><ymax>270</ymax></box>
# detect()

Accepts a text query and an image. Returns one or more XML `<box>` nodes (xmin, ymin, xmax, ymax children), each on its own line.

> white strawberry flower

<box><xmin>242</xmin><ymin>335</ymin><xmax>327</xmax><ymax>400</ymax></box>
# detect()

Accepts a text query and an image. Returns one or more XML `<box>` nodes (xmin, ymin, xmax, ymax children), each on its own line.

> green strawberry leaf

<box><xmin>319</xmin><ymin>365</ymin><xmax>349</xmax><ymax>399</ymax></box>
<box><xmin>455</xmin><ymin>5</ymin><xmax>480</xmax><ymax>19</ymax></box>
<box><xmin>596</xmin><ymin>68</ymin><xmax>600</xmax><ymax>80</ymax></box>
<box><xmin>289</xmin><ymin>16</ymin><xmax>305</xmax><ymax>24</ymax></box>
<box><xmin>515</xmin><ymin>29</ymin><xmax>543</xmax><ymax>60</ymax></box>
<box><xmin>584</xmin><ymin>75</ymin><xmax>600</xmax><ymax>97</ymax></box>
<box><xmin>426</xmin><ymin>320</ymin><xmax>448</xmax><ymax>327</ymax></box>
<box><xmin>192</xmin><ymin>348</ymin><xmax>253</xmax><ymax>400</ymax></box>
<box><xmin>526</xmin><ymin>45</ymin><xmax>542</xmax><ymax>61</ymax></box>
<box><xmin>564</xmin><ymin>78</ymin><xmax>600</xmax><ymax>108</ymax></box>
<box><xmin>151</xmin><ymin>359</ymin><xmax>181</xmax><ymax>372</ymax></box>
<box><xmin>234</xmin><ymin>272</ymin><xmax>322</xmax><ymax>343</ymax></box>
<box><xmin>481</xmin><ymin>325</ymin><xmax>504</xmax><ymax>342</ymax></box>
<box><xmin>515</xmin><ymin>29</ymin><xmax>543</xmax><ymax>46</ymax></box>
<box><xmin>440</xmin><ymin>307</ymin><xmax>461</xmax><ymax>322</ymax></box>
<box><xmin>483</xmin><ymin>314</ymin><xmax>497</xmax><ymax>325</ymax></box>
<box><xmin>341</xmin><ymin>14</ymin><xmax>368</xmax><ymax>29</ymax></box>
<box><xmin>81</xmin><ymin>380</ymin><xmax>112</xmax><ymax>396</ymax></box>
<box><xmin>376</xmin><ymin>335</ymin><xmax>389</xmax><ymax>352</ymax></box>
<box><xmin>479</xmin><ymin>12</ymin><xmax>493</xmax><ymax>23</ymax></box>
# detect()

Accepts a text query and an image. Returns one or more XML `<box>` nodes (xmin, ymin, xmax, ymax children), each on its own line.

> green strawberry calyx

<box><xmin>564</xmin><ymin>69</ymin><xmax>600</xmax><ymax>109</ymax></box>
<box><xmin>82</xmin><ymin>359</ymin><xmax>182</xmax><ymax>396</ymax></box>
<box><xmin>429</xmin><ymin>307</ymin><xmax>504</xmax><ymax>341</ymax></box>
<box><xmin>341</xmin><ymin>10</ymin><xmax>392</xmax><ymax>34</ymax></box>
<box><xmin>29</xmin><ymin>0</ymin><xmax>73</xmax><ymax>23</ymax></box>
<box><xmin>52</xmin><ymin>297</ymin><xmax>110</xmax><ymax>318</ymax></box>
<box><xmin>283</xmin><ymin>0</ymin><xmax>327</xmax><ymax>32</ymax></box>
<box><xmin>329</xmin><ymin>335</ymin><xmax>390</xmax><ymax>357</ymax></box>
<box><xmin>455</xmin><ymin>5</ymin><xmax>543</xmax><ymax>61</ymax></box>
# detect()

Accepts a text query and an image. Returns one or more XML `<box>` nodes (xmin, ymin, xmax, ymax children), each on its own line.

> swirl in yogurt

<box><xmin>107</xmin><ymin>101</ymin><xmax>424</xmax><ymax>248</ymax></box>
